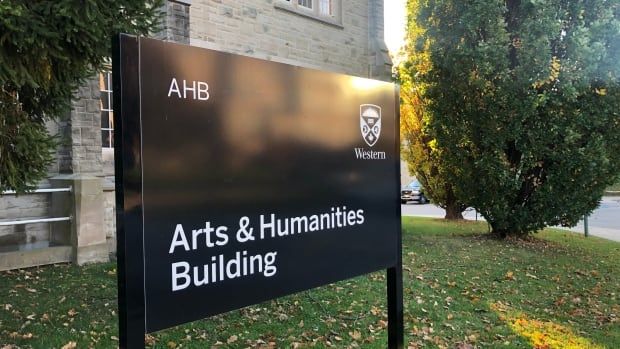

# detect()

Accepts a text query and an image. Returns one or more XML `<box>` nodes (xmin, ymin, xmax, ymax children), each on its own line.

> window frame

<box><xmin>275</xmin><ymin>0</ymin><xmax>343</xmax><ymax>28</ymax></box>
<box><xmin>99</xmin><ymin>71</ymin><xmax>114</xmax><ymax>149</ymax></box>
<box><xmin>298</xmin><ymin>0</ymin><xmax>313</xmax><ymax>10</ymax></box>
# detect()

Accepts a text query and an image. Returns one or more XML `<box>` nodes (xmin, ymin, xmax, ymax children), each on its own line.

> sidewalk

<box><xmin>569</xmin><ymin>196</ymin><xmax>620</xmax><ymax>242</ymax></box>
<box><xmin>556</xmin><ymin>225</ymin><xmax>620</xmax><ymax>242</ymax></box>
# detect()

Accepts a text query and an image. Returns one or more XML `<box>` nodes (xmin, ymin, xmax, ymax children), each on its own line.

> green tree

<box><xmin>0</xmin><ymin>1</ymin><xmax>162</xmax><ymax>193</ymax></box>
<box><xmin>398</xmin><ymin>0</ymin><xmax>467</xmax><ymax>219</ymax></box>
<box><xmin>412</xmin><ymin>0</ymin><xmax>620</xmax><ymax>237</ymax></box>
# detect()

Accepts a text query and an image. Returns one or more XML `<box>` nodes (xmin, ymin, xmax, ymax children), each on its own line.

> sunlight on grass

<box><xmin>491</xmin><ymin>301</ymin><xmax>605</xmax><ymax>349</ymax></box>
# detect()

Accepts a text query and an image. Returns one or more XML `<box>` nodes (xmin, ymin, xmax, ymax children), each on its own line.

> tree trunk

<box><xmin>492</xmin><ymin>229</ymin><xmax>508</xmax><ymax>239</ymax></box>
<box><xmin>490</xmin><ymin>221</ymin><xmax>512</xmax><ymax>239</ymax></box>
<box><xmin>444</xmin><ymin>203</ymin><xmax>464</xmax><ymax>220</ymax></box>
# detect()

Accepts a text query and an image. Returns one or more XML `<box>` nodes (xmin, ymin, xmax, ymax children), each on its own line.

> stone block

<box><xmin>242</xmin><ymin>6</ymin><xmax>257</xmax><ymax>19</ymax></box>
<box><xmin>81</xmin><ymin>126</ymin><xmax>97</xmax><ymax>141</ymax></box>
<box><xmin>220</xmin><ymin>6</ymin><xmax>233</xmax><ymax>17</ymax></box>
<box><xmin>0</xmin><ymin>246</ymin><xmax>72</xmax><ymax>271</ymax></box>
<box><xmin>50</xmin><ymin>175</ymin><xmax>108</xmax><ymax>265</ymax></box>
<box><xmin>71</xmin><ymin>128</ymin><xmax>81</xmax><ymax>145</ymax></box>
<box><xmin>78</xmin><ymin>86</ymin><xmax>91</xmax><ymax>98</ymax></box>
<box><xmin>75</xmin><ymin>243</ymin><xmax>109</xmax><ymax>265</ymax></box>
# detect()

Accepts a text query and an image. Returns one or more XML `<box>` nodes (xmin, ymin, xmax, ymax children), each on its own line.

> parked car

<box><xmin>401</xmin><ymin>180</ymin><xmax>428</xmax><ymax>204</ymax></box>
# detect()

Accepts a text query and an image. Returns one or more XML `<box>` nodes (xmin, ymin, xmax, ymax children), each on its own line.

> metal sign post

<box><xmin>387</xmin><ymin>88</ymin><xmax>404</xmax><ymax>349</ymax></box>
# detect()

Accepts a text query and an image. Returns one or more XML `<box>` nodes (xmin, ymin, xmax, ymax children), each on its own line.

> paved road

<box><xmin>402</xmin><ymin>197</ymin><xmax>620</xmax><ymax>242</ymax></box>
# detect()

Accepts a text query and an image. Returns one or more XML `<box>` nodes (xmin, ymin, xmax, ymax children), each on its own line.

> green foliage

<box><xmin>608</xmin><ymin>178</ymin><xmax>620</xmax><ymax>192</ymax></box>
<box><xmin>398</xmin><ymin>0</ymin><xmax>468</xmax><ymax>219</ymax></box>
<box><xmin>408</xmin><ymin>0</ymin><xmax>620</xmax><ymax>236</ymax></box>
<box><xmin>0</xmin><ymin>0</ymin><xmax>163</xmax><ymax>193</ymax></box>
<box><xmin>0</xmin><ymin>90</ymin><xmax>55</xmax><ymax>191</ymax></box>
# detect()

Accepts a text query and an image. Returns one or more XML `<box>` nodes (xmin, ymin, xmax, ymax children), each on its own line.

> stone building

<box><xmin>0</xmin><ymin>0</ymin><xmax>392</xmax><ymax>269</ymax></box>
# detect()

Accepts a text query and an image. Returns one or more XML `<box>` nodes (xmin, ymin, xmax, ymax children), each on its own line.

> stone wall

<box><xmin>67</xmin><ymin>77</ymin><xmax>104</xmax><ymax>175</ymax></box>
<box><xmin>153</xmin><ymin>0</ymin><xmax>191</xmax><ymax>44</ymax></box>
<box><xmin>190</xmin><ymin>0</ymin><xmax>391</xmax><ymax>80</ymax></box>
<box><xmin>0</xmin><ymin>194</ymin><xmax>50</xmax><ymax>249</ymax></box>
<box><xmin>368</xmin><ymin>0</ymin><xmax>392</xmax><ymax>79</ymax></box>
<box><xmin>47</xmin><ymin>117</ymin><xmax>70</xmax><ymax>175</ymax></box>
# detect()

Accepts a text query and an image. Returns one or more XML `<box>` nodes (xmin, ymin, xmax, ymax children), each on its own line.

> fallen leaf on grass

<box><xmin>370</xmin><ymin>306</ymin><xmax>381</xmax><ymax>316</ymax></box>
<box><xmin>61</xmin><ymin>342</ymin><xmax>77</xmax><ymax>349</ymax></box>
<box><xmin>349</xmin><ymin>330</ymin><xmax>362</xmax><ymax>340</ymax></box>
<box><xmin>145</xmin><ymin>334</ymin><xmax>156</xmax><ymax>346</ymax></box>
<box><xmin>443</xmin><ymin>323</ymin><xmax>456</xmax><ymax>331</ymax></box>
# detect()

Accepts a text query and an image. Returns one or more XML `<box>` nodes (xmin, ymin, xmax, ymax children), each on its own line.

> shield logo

<box><xmin>360</xmin><ymin>104</ymin><xmax>382</xmax><ymax>147</ymax></box>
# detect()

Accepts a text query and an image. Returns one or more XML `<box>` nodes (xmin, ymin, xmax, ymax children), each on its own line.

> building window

<box><xmin>318</xmin><ymin>0</ymin><xmax>331</xmax><ymax>16</ymax></box>
<box><xmin>298</xmin><ymin>0</ymin><xmax>312</xmax><ymax>9</ymax></box>
<box><xmin>276</xmin><ymin>0</ymin><xmax>341</xmax><ymax>27</ymax></box>
<box><xmin>99</xmin><ymin>72</ymin><xmax>114</xmax><ymax>149</ymax></box>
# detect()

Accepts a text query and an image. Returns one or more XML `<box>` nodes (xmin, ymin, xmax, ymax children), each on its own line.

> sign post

<box><xmin>113</xmin><ymin>34</ymin><xmax>403</xmax><ymax>348</ymax></box>
<box><xmin>112</xmin><ymin>35</ymin><xmax>146</xmax><ymax>349</ymax></box>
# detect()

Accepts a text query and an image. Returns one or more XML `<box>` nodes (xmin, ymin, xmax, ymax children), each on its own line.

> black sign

<box><xmin>113</xmin><ymin>35</ymin><xmax>403</xmax><ymax>347</ymax></box>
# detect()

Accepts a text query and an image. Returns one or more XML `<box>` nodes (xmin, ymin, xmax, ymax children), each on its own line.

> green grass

<box><xmin>1</xmin><ymin>218</ymin><xmax>619</xmax><ymax>348</ymax></box>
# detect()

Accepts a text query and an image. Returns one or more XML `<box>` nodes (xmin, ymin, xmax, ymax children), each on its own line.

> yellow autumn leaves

<box><xmin>532</xmin><ymin>56</ymin><xmax>562</xmax><ymax>89</ymax></box>
<box><xmin>491</xmin><ymin>301</ymin><xmax>605</xmax><ymax>349</ymax></box>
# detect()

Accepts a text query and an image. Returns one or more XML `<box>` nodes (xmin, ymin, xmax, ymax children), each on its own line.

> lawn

<box><xmin>1</xmin><ymin>217</ymin><xmax>619</xmax><ymax>348</ymax></box>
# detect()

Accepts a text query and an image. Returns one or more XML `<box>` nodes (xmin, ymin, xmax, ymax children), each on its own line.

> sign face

<box><xmin>114</xmin><ymin>35</ymin><xmax>400</xmax><ymax>334</ymax></box>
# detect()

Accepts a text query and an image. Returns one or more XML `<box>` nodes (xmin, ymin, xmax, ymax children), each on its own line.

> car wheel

<box><xmin>419</xmin><ymin>196</ymin><xmax>427</xmax><ymax>204</ymax></box>
<box><xmin>401</xmin><ymin>200</ymin><xmax>407</xmax><ymax>204</ymax></box>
